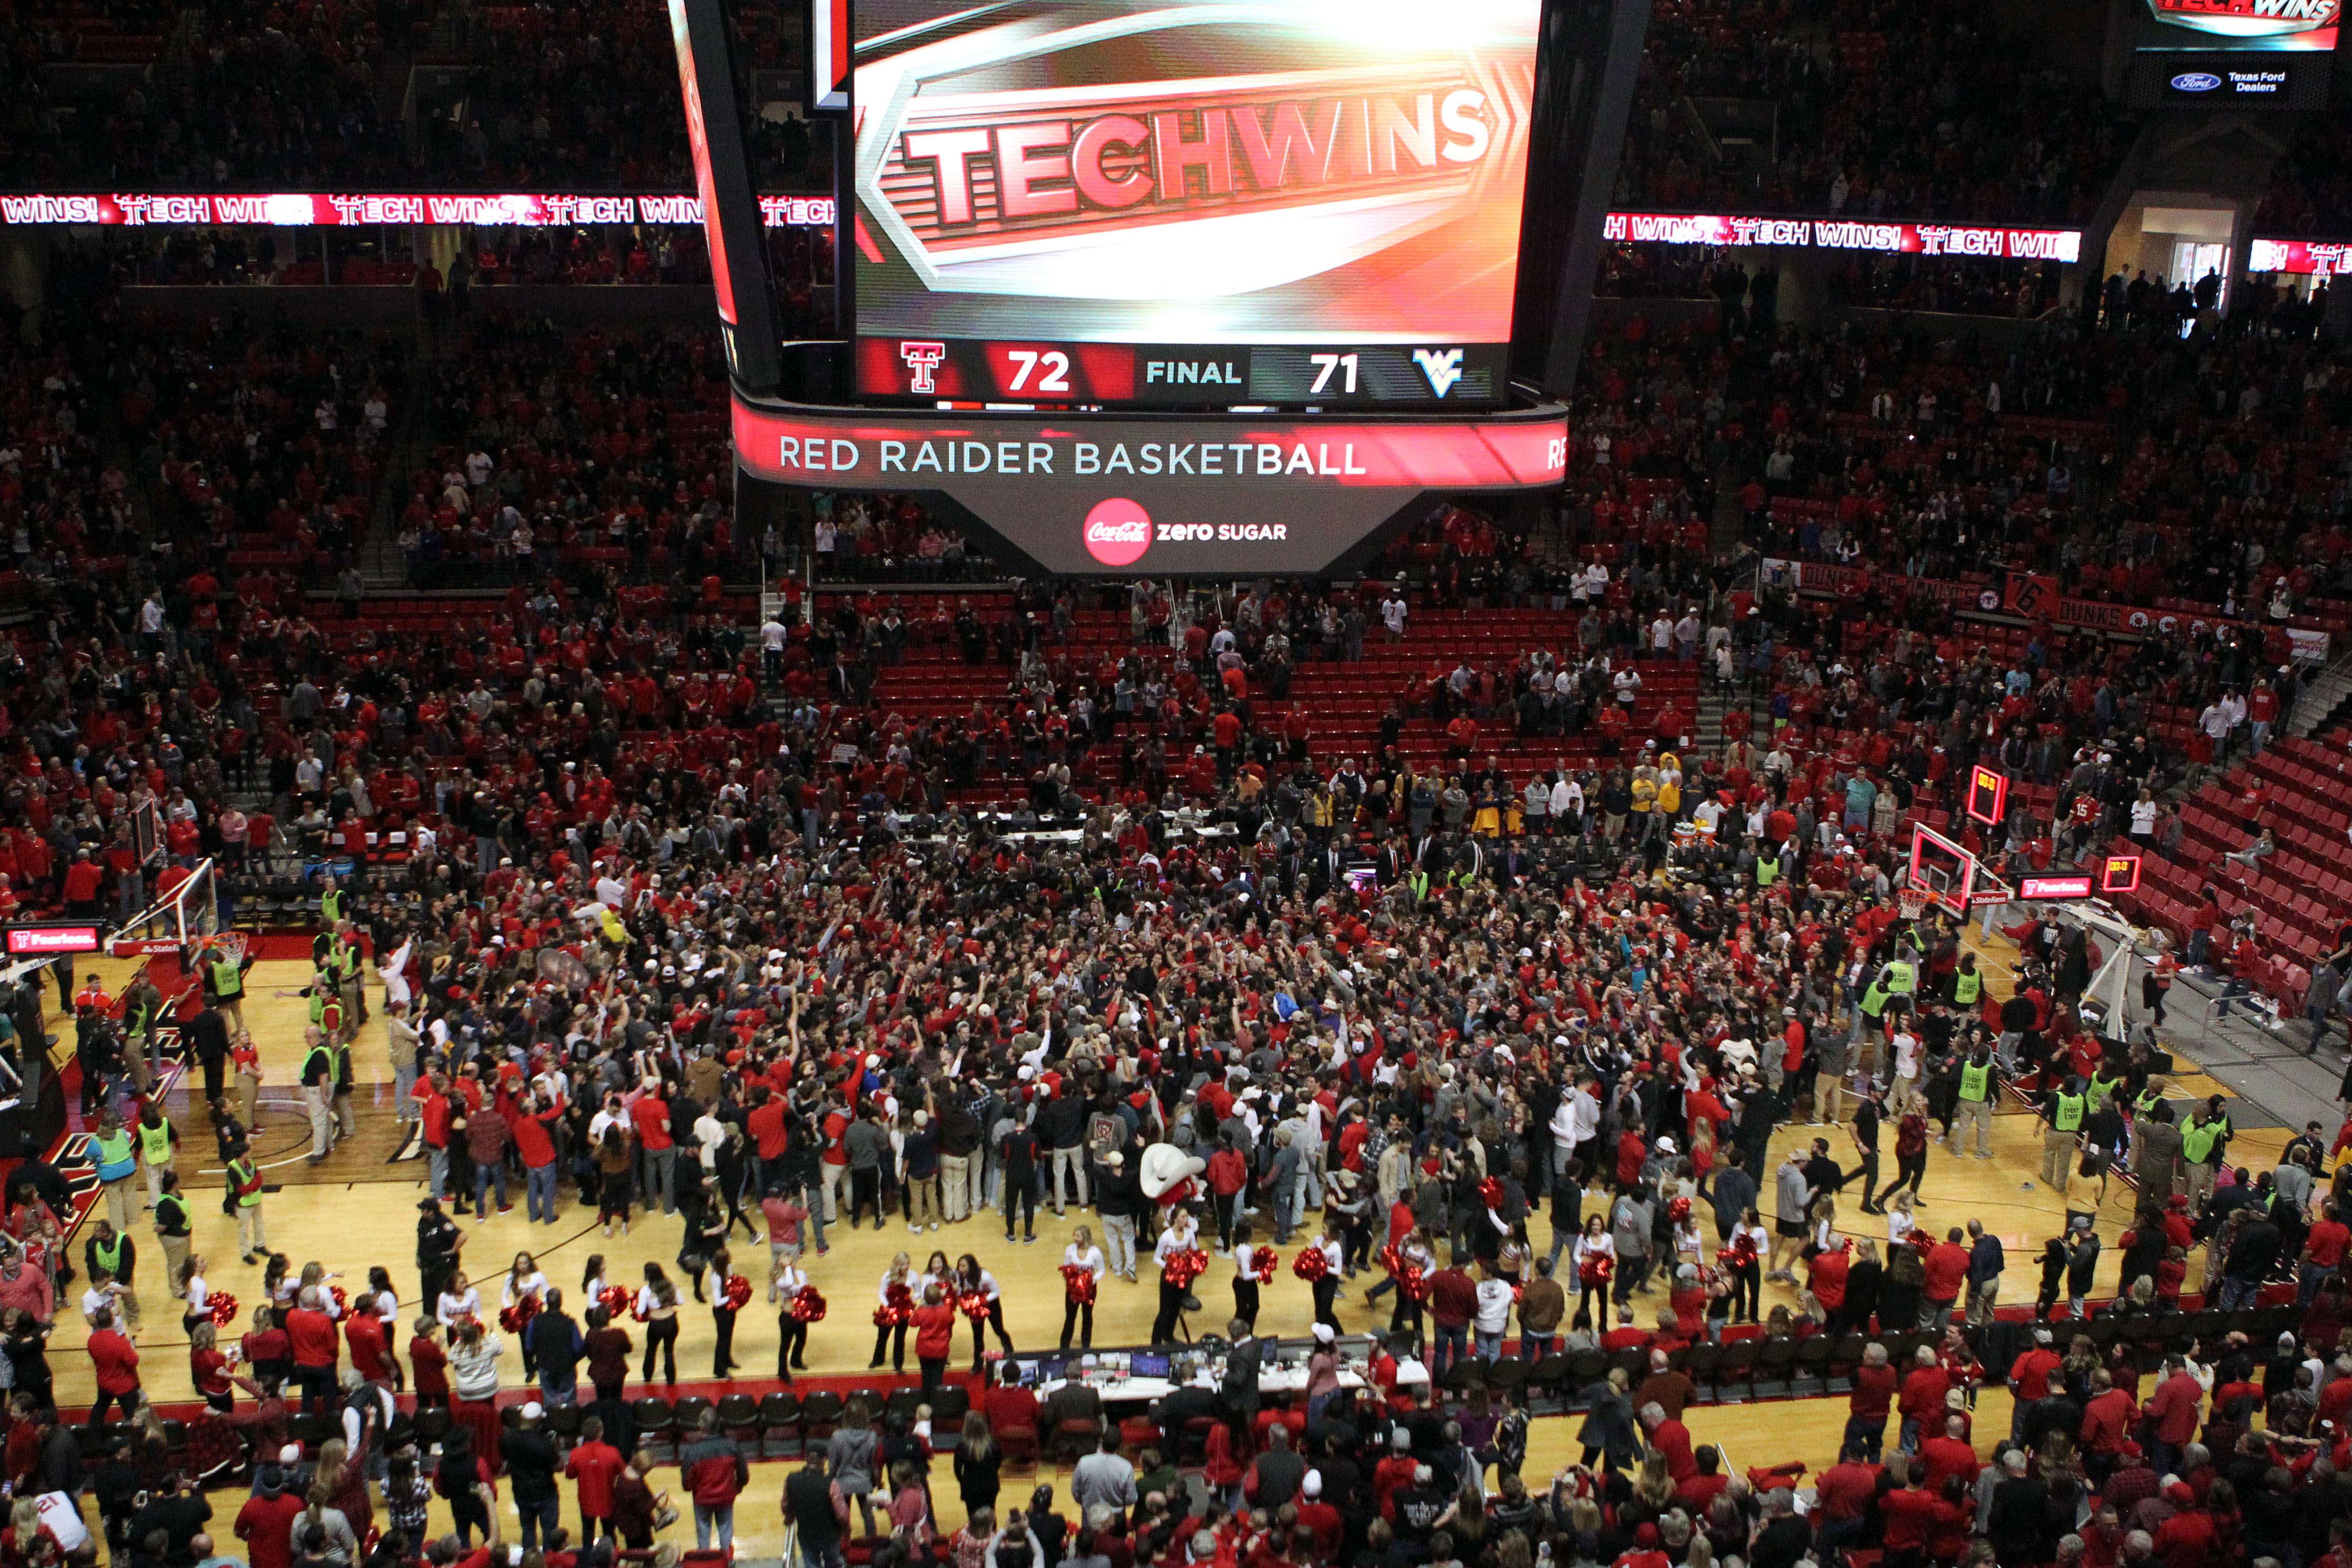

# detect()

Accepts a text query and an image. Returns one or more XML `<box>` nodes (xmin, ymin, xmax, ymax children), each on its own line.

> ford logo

<box><xmin>2171</xmin><ymin>72</ymin><xmax>2222</xmax><ymax>91</ymax></box>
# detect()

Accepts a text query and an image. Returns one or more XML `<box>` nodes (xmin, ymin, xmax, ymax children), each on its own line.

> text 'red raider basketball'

<box><xmin>850</xmin><ymin>0</ymin><xmax>1540</xmax><ymax>358</ymax></box>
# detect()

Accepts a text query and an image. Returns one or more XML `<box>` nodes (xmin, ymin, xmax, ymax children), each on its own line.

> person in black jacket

<box><xmin>500</xmin><ymin>1403</ymin><xmax>564</xmax><ymax>1550</ymax></box>
<box><xmin>1038</xmin><ymin>1094</ymin><xmax>1087</xmax><ymax>1216</ymax></box>
<box><xmin>529</xmin><ymin>1290</ymin><xmax>585</xmax><ymax>1406</ymax></box>
<box><xmin>1001</xmin><ymin>1120</ymin><xmax>1041</xmax><ymax>1244</ymax></box>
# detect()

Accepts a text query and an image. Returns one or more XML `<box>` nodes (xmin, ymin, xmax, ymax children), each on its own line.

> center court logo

<box><xmin>1083</xmin><ymin>498</ymin><xmax>1152</xmax><ymax>566</ymax></box>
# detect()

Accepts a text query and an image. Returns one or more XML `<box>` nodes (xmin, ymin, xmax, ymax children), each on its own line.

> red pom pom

<box><xmin>958</xmin><ymin>1291</ymin><xmax>991</xmax><ymax>1323</ymax></box>
<box><xmin>722</xmin><ymin>1275</ymin><xmax>752</xmax><ymax>1312</ymax></box>
<box><xmin>1059</xmin><ymin>1265</ymin><xmax>1097</xmax><ymax>1306</ymax></box>
<box><xmin>596</xmin><ymin>1286</ymin><xmax>631</xmax><ymax>1320</ymax></box>
<box><xmin>329</xmin><ymin>1285</ymin><xmax>349</xmax><ymax>1315</ymax></box>
<box><xmin>206</xmin><ymin>1292</ymin><xmax>239</xmax><ymax>1327</ymax></box>
<box><xmin>1479</xmin><ymin>1176</ymin><xmax>1505</xmax><ymax>1211</ymax></box>
<box><xmin>1160</xmin><ymin>1247</ymin><xmax>1209</xmax><ymax>1292</ymax></box>
<box><xmin>1292</xmin><ymin>1247</ymin><xmax>1331</xmax><ymax>1283</ymax></box>
<box><xmin>1251</xmin><ymin>1247</ymin><xmax>1277</xmax><ymax>1285</ymax></box>
<box><xmin>498</xmin><ymin>1304</ymin><xmax>533</xmax><ymax>1334</ymax></box>
<box><xmin>789</xmin><ymin>1287</ymin><xmax>827</xmax><ymax>1324</ymax></box>
<box><xmin>1668</xmin><ymin>1197</ymin><xmax>1693</xmax><ymax>1224</ymax></box>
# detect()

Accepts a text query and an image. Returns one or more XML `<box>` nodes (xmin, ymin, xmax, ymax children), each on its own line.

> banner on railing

<box><xmin>1761</xmin><ymin>558</ymin><xmax>2330</xmax><ymax>660</ymax></box>
<box><xmin>2248</xmin><ymin>237</ymin><xmax>2352</xmax><ymax>276</ymax></box>
<box><xmin>1603</xmin><ymin>213</ymin><xmax>2082</xmax><ymax>260</ymax></box>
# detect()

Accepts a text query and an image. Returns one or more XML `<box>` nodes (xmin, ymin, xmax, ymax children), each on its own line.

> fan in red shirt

<box><xmin>87</xmin><ymin>1309</ymin><xmax>141</xmax><ymax>1422</ymax></box>
<box><xmin>1641</xmin><ymin>1405</ymin><xmax>1696</xmax><ymax>1481</ymax></box>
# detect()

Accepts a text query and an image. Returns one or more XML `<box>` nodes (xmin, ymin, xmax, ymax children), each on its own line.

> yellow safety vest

<box><xmin>138</xmin><ymin>1120</ymin><xmax>172</xmax><ymax>1164</ymax></box>
<box><xmin>2053</xmin><ymin>1092</ymin><xmax>2085</xmax><ymax>1132</ymax></box>
<box><xmin>1959</xmin><ymin>1062</ymin><xmax>1991</xmax><ymax>1102</ymax></box>
<box><xmin>1952</xmin><ymin>970</ymin><xmax>1982</xmax><ymax>1006</ymax></box>
<box><xmin>211</xmin><ymin>958</ymin><xmax>244</xmax><ymax>999</ymax></box>
<box><xmin>1755</xmin><ymin>854</ymin><xmax>1780</xmax><ymax>887</ymax></box>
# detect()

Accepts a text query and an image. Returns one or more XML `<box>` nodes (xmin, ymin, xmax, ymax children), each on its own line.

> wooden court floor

<box><xmin>22</xmin><ymin>930</ymin><xmax>2286</xmax><ymax>1551</ymax></box>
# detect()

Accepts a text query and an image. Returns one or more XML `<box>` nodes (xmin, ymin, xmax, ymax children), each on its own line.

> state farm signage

<box><xmin>1603</xmin><ymin>212</ymin><xmax>2082</xmax><ymax>262</ymax></box>
<box><xmin>732</xmin><ymin>393</ymin><xmax>1567</xmax><ymax>576</ymax></box>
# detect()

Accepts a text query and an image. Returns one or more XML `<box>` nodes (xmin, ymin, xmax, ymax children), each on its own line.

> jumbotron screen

<box><xmin>2127</xmin><ymin>0</ymin><xmax>2337</xmax><ymax>103</ymax></box>
<box><xmin>849</xmin><ymin>0</ymin><xmax>1541</xmax><ymax>409</ymax></box>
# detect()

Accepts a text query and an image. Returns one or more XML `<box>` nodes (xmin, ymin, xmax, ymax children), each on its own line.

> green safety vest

<box><xmin>2052</xmin><ymin>1092</ymin><xmax>2085</xmax><ymax>1132</ymax></box>
<box><xmin>308</xmin><ymin>989</ymin><xmax>328</xmax><ymax>1026</ymax></box>
<box><xmin>211</xmin><ymin>958</ymin><xmax>244</xmax><ymax>999</ymax></box>
<box><xmin>155</xmin><ymin>1193</ymin><xmax>187</xmax><ymax>1232</ymax></box>
<box><xmin>92</xmin><ymin>1234</ymin><xmax>123</xmax><ymax>1276</ymax></box>
<box><xmin>1755</xmin><ymin>853</ymin><xmax>1780</xmax><ymax>887</ymax></box>
<box><xmin>2182</xmin><ymin>1118</ymin><xmax>2228</xmax><ymax>1163</ymax></box>
<box><xmin>2089</xmin><ymin>1073</ymin><xmax>2121</xmax><ymax>1109</ymax></box>
<box><xmin>1952</xmin><ymin>969</ymin><xmax>1982</xmax><ymax>1006</ymax></box>
<box><xmin>1409</xmin><ymin>871</ymin><xmax>1430</xmax><ymax>902</ymax></box>
<box><xmin>2136</xmin><ymin>1086</ymin><xmax>2165</xmax><ymax>1115</ymax></box>
<box><xmin>302</xmin><ymin>1043</ymin><xmax>333</xmax><ymax>1083</ymax></box>
<box><xmin>93</xmin><ymin>1129</ymin><xmax>135</xmax><ymax>1181</ymax></box>
<box><xmin>1884</xmin><ymin>961</ymin><xmax>1917</xmax><ymax>997</ymax></box>
<box><xmin>138</xmin><ymin>1120</ymin><xmax>172</xmax><ymax>1163</ymax></box>
<box><xmin>321</xmin><ymin>888</ymin><xmax>346</xmax><ymax>926</ymax></box>
<box><xmin>1959</xmin><ymin>1061</ymin><xmax>1991</xmax><ymax>1102</ymax></box>
<box><xmin>228</xmin><ymin>1159</ymin><xmax>261</xmax><ymax>1207</ymax></box>
<box><xmin>1860</xmin><ymin>981</ymin><xmax>1890</xmax><ymax>1019</ymax></box>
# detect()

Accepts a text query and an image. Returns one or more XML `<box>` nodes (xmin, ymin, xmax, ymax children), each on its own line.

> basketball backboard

<box><xmin>1908</xmin><ymin>822</ymin><xmax>1980</xmax><ymax>917</ymax></box>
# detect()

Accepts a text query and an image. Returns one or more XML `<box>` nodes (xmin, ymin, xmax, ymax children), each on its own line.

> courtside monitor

<box><xmin>849</xmin><ymin>0</ymin><xmax>1542</xmax><ymax>408</ymax></box>
<box><xmin>2100</xmin><ymin>851</ymin><xmax>2142</xmax><ymax>895</ymax></box>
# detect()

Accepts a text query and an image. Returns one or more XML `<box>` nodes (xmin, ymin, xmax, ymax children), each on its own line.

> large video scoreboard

<box><xmin>670</xmin><ymin>0</ymin><xmax>1639</xmax><ymax>574</ymax></box>
<box><xmin>847</xmin><ymin>0</ymin><xmax>1540</xmax><ymax>409</ymax></box>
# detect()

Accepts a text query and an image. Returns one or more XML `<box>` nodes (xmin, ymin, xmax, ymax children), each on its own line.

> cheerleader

<box><xmin>774</xmin><ymin>1255</ymin><xmax>810</xmax><ymax>1382</ymax></box>
<box><xmin>954</xmin><ymin>1254</ymin><xmax>1014</xmax><ymax>1371</ymax></box>
<box><xmin>296</xmin><ymin>1262</ymin><xmax>343</xmax><ymax>1316</ymax></box>
<box><xmin>188</xmin><ymin>1320</ymin><xmax>235</xmax><ymax>1412</ymax></box>
<box><xmin>704</xmin><ymin>1249</ymin><xmax>742</xmax><ymax>1378</ymax></box>
<box><xmin>1060</xmin><ymin>1228</ymin><xmax>1104</xmax><ymax>1351</ymax></box>
<box><xmin>503</xmin><ymin>1253</ymin><xmax>549</xmax><ymax>1377</ymax></box>
<box><xmin>435</xmin><ymin>1270</ymin><xmax>483</xmax><ymax>1329</ymax></box>
<box><xmin>180</xmin><ymin>1255</ymin><xmax>211</xmax><ymax>1335</ymax></box>
<box><xmin>921</xmin><ymin>1251</ymin><xmax>955</xmax><ymax>1303</ymax></box>
<box><xmin>262</xmin><ymin>1254</ymin><xmax>293</xmax><ymax>1310</ymax></box>
<box><xmin>1230</xmin><ymin>1223</ymin><xmax>1267</xmax><ymax>1333</ymax></box>
<box><xmin>1673</xmin><ymin>1207</ymin><xmax>1705</xmax><ymax>1271</ymax></box>
<box><xmin>1388</xmin><ymin>1226</ymin><xmax>1436</xmax><ymax>1338</ymax></box>
<box><xmin>1729</xmin><ymin>1208</ymin><xmax>1771</xmax><ymax>1324</ymax></box>
<box><xmin>580</xmin><ymin>1254</ymin><xmax>613</xmax><ymax>1306</ymax></box>
<box><xmin>1570</xmin><ymin>1214</ymin><xmax>1616</xmax><ymax>1331</ymax></box>
<box><xmin>1308</xmin><ymin>1222</ymin><xmax>1343</xmax><ymax>1333</ymax></box>
<box><xmin>1148</xmin><ymin>1207</ymin><xmax>1200</xmax><ymax>1345</ymax></box>
<box><xmin>870</xmin><ymin>1253</ymin><xmax>915</xmax><ymax>1372</ymax></box>
<box><xmin>636</xmin><ymin>1264</ymin><xmax>680</xmax><ymax>1385</ymax></box>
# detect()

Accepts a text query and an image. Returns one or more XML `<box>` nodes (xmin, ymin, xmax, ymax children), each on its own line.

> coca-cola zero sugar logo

<box><xmin>1084</xmin><ymin>499</ymin><xmax>1153</xmax><ymax>567</ymax></box>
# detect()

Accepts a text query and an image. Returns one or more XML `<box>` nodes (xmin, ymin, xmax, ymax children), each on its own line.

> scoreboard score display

<box><xmin>848</xmin><ymin>0</ymin><xmax>1540</xmax><ymax>409</ymax></box>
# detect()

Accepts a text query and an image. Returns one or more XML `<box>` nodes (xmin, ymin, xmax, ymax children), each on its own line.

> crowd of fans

<box><xmin>5</xmin><ymin>532</ymin><xmax>2350</xmax><ymax>1568</ymax></box>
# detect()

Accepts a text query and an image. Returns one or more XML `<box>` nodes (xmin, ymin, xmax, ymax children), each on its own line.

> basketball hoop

<box><xmin>1898</xmin><ymin>884</ymin><xmax>1930</xmax><ymax>922</ymax></box>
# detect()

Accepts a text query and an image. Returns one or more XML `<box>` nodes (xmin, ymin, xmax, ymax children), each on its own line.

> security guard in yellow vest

<box><xmin>1754</xmin><ymin>847</ymin><xmax>1781</xmax><ymax>887</ymax></box>
<box><xmin>1951</xmin><ymin>954</ymin><xmax>1983</xmax><ymax>1009</ymax></box>
<box><xmin>320</xmin><ymin>878</ymin><xmax>348</xmax><ymax>930</ymax></box>
<box><xmin>204</xmin><ymin>940</ymin><xmax>252</xmax><ymax>1033</ymax></box>
<box><xmin>135</xmin><ymin>1101</ymin><xmax>177</xmax><ymax>1211</ymax></box>
<box><xmin>152</xmin><ymin>1168</ymin><xmax>192</xmax><ymax>1289</ymax></box>
<box><xmin>299</xmin><ymin>1025</ymin><xmax>339</xmax><ymax>1163</ymax></box>
<box><xmin>2041</xmin><ymin>1075</ymin><xmax>2088</xmax><ymax>1196</ymax></box>
<box><xmin>85</xmin><ymin>1219</ymin><xmax>138</xmax><ymax>1328</ymax></box>
<box><xmin>1949</xmin><ymin>1045</ymin><xmax>1999</xmax><ymax>1159</ymax></box>
<box><xmin>2180</xmin><ymin>1104</ymin><xmax>2230</xmax><ymax>1211</ymax></box>
<box><xmin>1881</xmin><ymin>956</ymin><xmax>1919</xmax><ymax>1017</ymax></box>
<box><xmin>226</xmin><ymin>1142</ymin><xmax>265</xmax><ymax>1263</ymax></box>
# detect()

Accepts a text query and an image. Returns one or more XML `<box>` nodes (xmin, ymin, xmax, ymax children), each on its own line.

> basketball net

<box><xmin>1897</xmin><ymin>884</ymin><xmax>1930</xmax><ymax>921</ymax></box>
